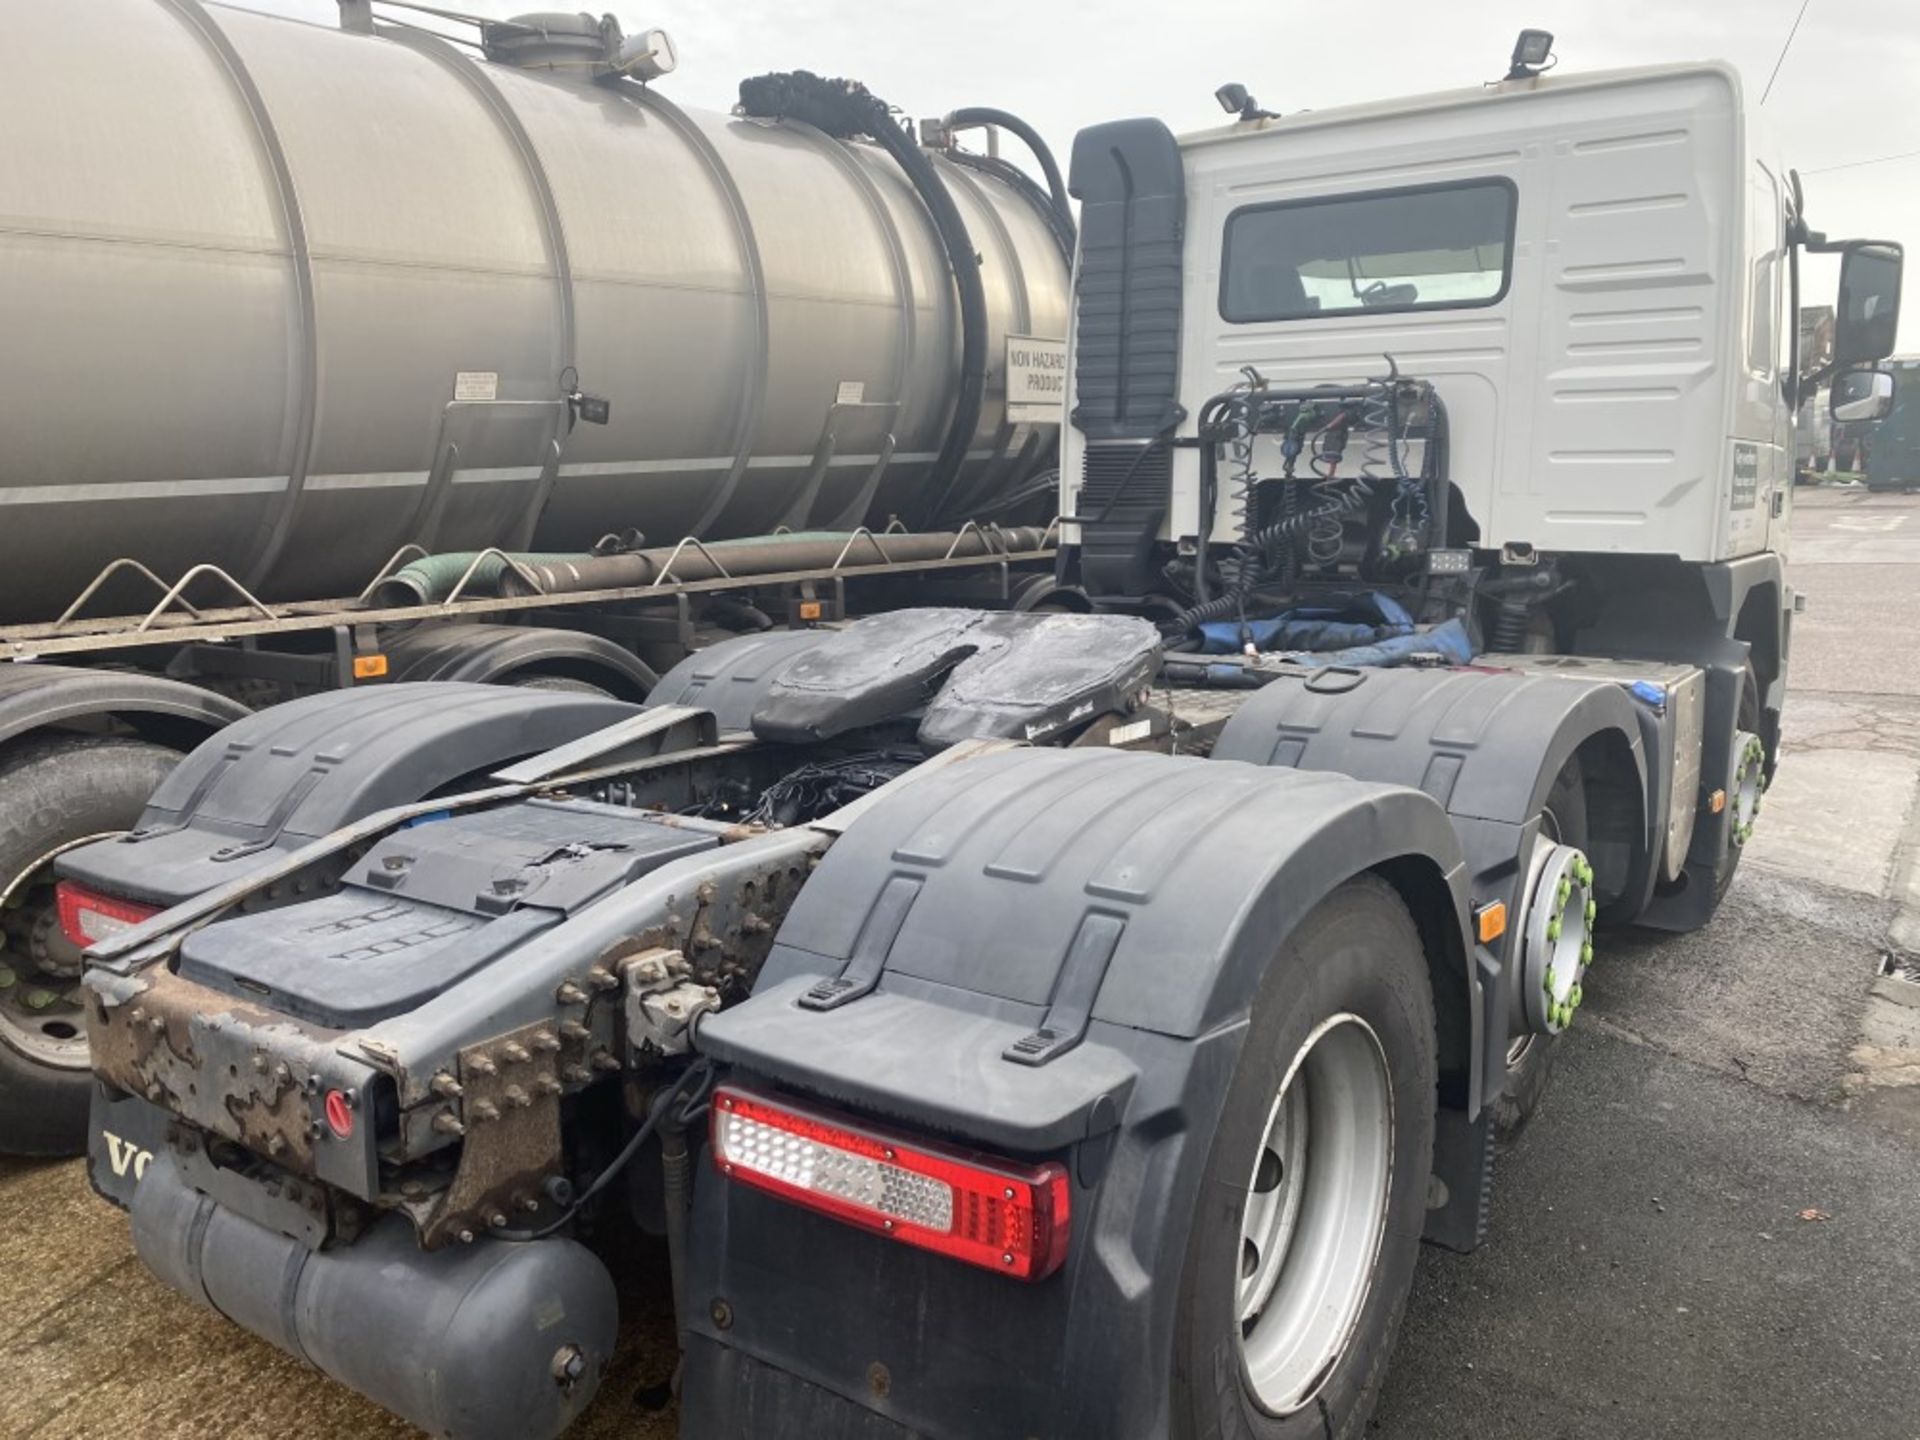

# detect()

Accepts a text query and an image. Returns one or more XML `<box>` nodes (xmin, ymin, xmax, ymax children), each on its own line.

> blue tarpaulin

<box><xmin>1198</xmin><ymin>591</ymin><xmax>1417</xmax><ymax>655</ymax></box>
<box><xmin>1196</xmin><ymin>592</ymin><xmax>1474</xmax><ymax>669</ymax></box>
<box><xmin>1294</xmin><ymin>616</ymin><xmax>1474</xmax><ymax>669</ymax></box>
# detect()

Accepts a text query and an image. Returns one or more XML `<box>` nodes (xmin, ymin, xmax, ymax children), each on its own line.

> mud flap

<box><xmin>684</xmin><ymin>744</ymin><xmax>1472</xmax><ymax>1439</ymax></box>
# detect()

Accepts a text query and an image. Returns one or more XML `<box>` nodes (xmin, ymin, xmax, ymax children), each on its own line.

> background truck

<box><xmin>0</xmin><ymin>0</ymin><xmax>1081</xmax><ymax>1151</ymax></box>
<box><xmin>42</xmin><ymin>24</ymin><xmax>1908</xmax><ymax>1440</ymax></box>
<box><xmin>1866</xmin><ymin>354</ymin><xmax>1920</xmax><ymax>490</ymax></box>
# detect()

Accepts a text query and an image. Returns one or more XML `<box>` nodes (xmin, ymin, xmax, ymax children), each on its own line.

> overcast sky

<box><xmin>235</xmin><ymin>0</ymin><xmax>1920</xmax><ymax>349</ymax></box>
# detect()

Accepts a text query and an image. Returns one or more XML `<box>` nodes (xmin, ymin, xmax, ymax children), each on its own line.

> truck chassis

<box><xmin>64</xmin><ymin>600</ymin><xmax>1756</xmax><ymax>1439</ymax></box>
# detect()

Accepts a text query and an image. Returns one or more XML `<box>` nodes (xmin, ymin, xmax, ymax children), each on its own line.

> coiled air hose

<box><xmin>1166</xmin><ymin>376</ymin><xmax>1441</xmax><ymax>643</ymax></box>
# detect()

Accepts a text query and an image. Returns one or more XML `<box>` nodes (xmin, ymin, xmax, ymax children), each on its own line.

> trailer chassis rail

<box><xmin>0</xmin><ymin>532</ymin><xmax>1057</xmax><ymax>662</ymax></box>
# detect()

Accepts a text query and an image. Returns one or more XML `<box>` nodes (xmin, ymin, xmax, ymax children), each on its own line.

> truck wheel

<box><xmin>511</xmin><ymin>674</ymin><xmax>616</xmax><ymax>698</ymax></box>
<box><xmin>1493</xmin><ymin>757</ymin><xmax>1589</xmax><ymax>1143</ymax></box>
<box><xmin>0</xmin><ymin>734</ymin><xmax>182</xmax><ymax>1156</ymax></box>
<box><xmin>1712</xmin><ymin>669</ymin><xmax>1763</xmax><ymax>906</ymax></box>
<box><xmin>1170</xmin><ymin>876</ymin><xmax>1436</xmax><ymax>1439</ymax></box>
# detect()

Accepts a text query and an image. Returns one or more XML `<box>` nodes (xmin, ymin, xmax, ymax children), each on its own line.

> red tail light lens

<box><xmin>54</xmin><ymin>881</ymin><xmax>160</xmax><ymax>949</ymax></box>
<box><xmin>711</xmin><ymin>1085</ymin><xmax>1071</xmax><ymax>1281</ymax></box>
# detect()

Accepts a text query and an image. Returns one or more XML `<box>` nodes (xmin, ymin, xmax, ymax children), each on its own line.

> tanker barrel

<box><xmin>0</xmin><ymin>3</ymin><xmax>1067</xmax><ymax>622</ymax></box>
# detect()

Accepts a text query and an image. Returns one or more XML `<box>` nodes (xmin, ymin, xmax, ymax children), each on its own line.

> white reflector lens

<box><xmin>716</xmin><ymin>1107</ymin><xmax>955</xmax><ymax>1231</ymax></box>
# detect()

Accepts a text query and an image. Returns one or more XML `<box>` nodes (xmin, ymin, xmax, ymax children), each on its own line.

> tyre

<box><xmin>0</xmin><ymin>734</ymin><xmax>182</xmax><ymax>1156</ymax></box>
<box><xmin>1492</xmin><ymin>756</ymin><xmax>1589</xmax><ymax>1142</ymax></box>
<box><xmin>510</xmin><ymin>674</ymin><xmax>616</xmax><ymax>698</ymax></box>
<box><xmin>1712</xmin><ymin>667</ymin><xmax>1763</xmax><ymax>906</ymax></box>
<box><xmin>1170</xmin><ymin>875</ymin><xmax>1436</xmax><ymax>1440</ymax></box>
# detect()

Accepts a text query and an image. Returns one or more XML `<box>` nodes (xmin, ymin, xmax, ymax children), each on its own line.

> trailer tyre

<box><xmin>1170</xmin><ymin>875</ymin><xmax>1436</xmax><ymax>1440</ymax></box>
<box><xmin>510</xmin><ymin>674</ymin><xmax>617</xmax><ymax>699</ymax></box>
<box><xmin>0</xmin><ymin>734</ymin><xmax>182</xmax><ymax>1156</ymax></box>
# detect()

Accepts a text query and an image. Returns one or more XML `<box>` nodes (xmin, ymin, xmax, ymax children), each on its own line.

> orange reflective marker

<box><xmin>1475</xmin><ymin>901</ymin><xmax>1507</xmax><ymax>945</ymax></box>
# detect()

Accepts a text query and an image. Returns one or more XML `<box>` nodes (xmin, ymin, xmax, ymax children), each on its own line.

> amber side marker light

<box><xmin>1475</xmin><ymin>900</ymin><xmax>1508</xmax><ymax>945</ymax></box>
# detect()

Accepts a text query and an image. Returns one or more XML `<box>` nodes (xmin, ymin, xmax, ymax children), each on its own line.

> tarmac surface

<box><xmin>1376</xmin><ymin>485</ymin><xmax>1920</xmax><ymax>1439</ymax></box>
<box><xmin>2</xmin><ymin>486</ymin><xmax>1916</xmax><ymax>1439</ymax></box>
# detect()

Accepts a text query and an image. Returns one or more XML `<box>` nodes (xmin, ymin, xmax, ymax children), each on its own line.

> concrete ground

<box><xmin>3</xmin><ymin>487</ymin><xmax>1917</xmax><ymax>1438</ymax></box>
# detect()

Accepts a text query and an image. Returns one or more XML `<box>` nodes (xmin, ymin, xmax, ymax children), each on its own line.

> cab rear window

<box><xmin>1220</xmin><ymin>178</ymin><xmax>1517</xmax><ymax>322</ymax></box>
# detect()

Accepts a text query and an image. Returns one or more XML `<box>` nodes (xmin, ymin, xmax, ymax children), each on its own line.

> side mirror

<box><xmin>1832</xmin><ymin>366</ymin><xmax>1895</xmax><ymax>423</ymax></box>
<box><xmin>1835</xmin><ymin>242</ymin><xmax>1903</xmax><ymax>367</ymax></box>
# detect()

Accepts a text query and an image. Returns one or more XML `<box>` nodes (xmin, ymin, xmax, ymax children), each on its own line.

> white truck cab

<box><xmin>1062</xmin><ymin>60</ymin><xmax>1891</xmax><ymax>571</ymax></box>
<box><xmin>1060</xmin><ymin>37</ymin><xmax>1901</xmax><ymax>932</ymax></box>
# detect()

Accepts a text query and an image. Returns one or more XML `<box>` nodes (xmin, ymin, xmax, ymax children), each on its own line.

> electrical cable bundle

<box><xmin>1166</xmin><ymin>366</ymin><xmax>1443</xmax><ymax>646</ymax></box>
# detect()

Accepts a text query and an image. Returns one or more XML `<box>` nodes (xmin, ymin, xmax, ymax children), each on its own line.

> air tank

<box><xmin>0</xmin><ymin>0</ymin><xmax>1068</xmax><ymax>619</ymax></box>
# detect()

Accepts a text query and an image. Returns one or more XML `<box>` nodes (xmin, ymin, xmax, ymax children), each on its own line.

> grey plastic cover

<box><xmin>175</xmin><ymin>797</ymin><xmax>715</xmax><ymax>1028</ymax></box>
<box><xmin>748</xmin><ymin>608</ymin><xmax>1162</xmax><ymax>749</ymax></box>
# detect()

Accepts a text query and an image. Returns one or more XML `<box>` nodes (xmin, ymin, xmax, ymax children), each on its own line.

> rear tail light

<box><xmin>711</xmin><ymin>1085</ymin><xmax>1071</xmax><ymax>1281</ymax></box>
<box><xmin>54</xmin><ymin>881</ymin><xmax>160</xmax><ymax>949</ymax></box>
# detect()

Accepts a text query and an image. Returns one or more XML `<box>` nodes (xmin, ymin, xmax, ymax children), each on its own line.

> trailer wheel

<box><xmin>0</xmin><ymin>734</ymin><xmax>182</xmax><ymax>1156</ymax></box>
<box><xmin>1493</xmin><ymin>757</ymin><xmax>1589</xmax><ymax>1142</ymax></box>
<box><xmin>1712</xmin><ymin>669</ymin><xmax>1763</xmax><ymax>905</ymax></box>
<box><xmin>1170</xmin><ymin>875</ymin><xmax>1436</xmax><ymax>1439</ymax></box>
<box><xmin>510</xmin><ymin>674</ymin><xmax>617</xmax><ymax>698</ymax></box>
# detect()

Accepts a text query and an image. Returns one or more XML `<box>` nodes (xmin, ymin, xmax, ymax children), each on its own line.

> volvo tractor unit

<box><xmin>62</xmin><ymin>33</ymin><xmax>1901</xmax><ymax>1440</ymax></box>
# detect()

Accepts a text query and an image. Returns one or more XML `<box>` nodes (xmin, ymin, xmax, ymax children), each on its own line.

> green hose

<box><xmin>375</xmin><ymin>551</ymin><xmax>586</xmax><ymax>606</ymax></box>
<box><xmin>375</xmin><ymin>533</ymin><xmax>862</xmax><ymax>606</ymax></box>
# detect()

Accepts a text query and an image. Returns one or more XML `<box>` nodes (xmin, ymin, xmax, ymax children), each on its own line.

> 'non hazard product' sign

<box><xmin>1005</xmin><ymin>335</ymin><xmax>1067</xmax><ymax>425</ymax></box>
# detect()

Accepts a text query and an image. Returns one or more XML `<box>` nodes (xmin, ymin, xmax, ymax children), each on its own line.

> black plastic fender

<box><xmin>1212</xmin><ymin>664</ymin><xmax>1651</xmax><ymax>1102</ymax></box>
<box><xmin>684</xmin><ymin>744</ymin><xmax>1472</xmax><ymax>1440</ymax></box>
<box><xmin>57</xmin><ymin>682</ymin><xmax>641</xmax><ymax>908</ymax></box>
<box><xmin>381</xmin><ymin>621</ymin><xmax>659</xmax><ymax>699</ymax></box>
<box><xmin>0</xmin><ymin>662</ymin><xmax>247</xmax><ymax>749</ymax></box>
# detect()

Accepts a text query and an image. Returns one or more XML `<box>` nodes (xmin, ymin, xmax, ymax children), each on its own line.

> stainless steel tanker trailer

<box><xmin>0</xmin><ymin>0</ymin><xmax>1075</xmax><ymax>1148</ymax></box>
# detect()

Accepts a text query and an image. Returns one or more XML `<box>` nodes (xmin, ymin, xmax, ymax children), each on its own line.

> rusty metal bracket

<box><xmin>421</xmin><ymin>1020</ymin><xmax>571</xmax><ymax>1248</ymax></box>
<box><xmin>88</xmin><ymin>968</ymin><xmax>337</xmax><ymax>1175</ymax></box>
<box><xmin>619</xmin><ymin>948</ymin><xmax>718</xmax><ymax>1057</ymax></box>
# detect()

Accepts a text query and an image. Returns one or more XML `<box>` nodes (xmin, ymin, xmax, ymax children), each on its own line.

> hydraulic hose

<box><xmin>737</xmin><ymin>72</ymin><xmax>988</xmax><ymax>532</ymax></box>
<box><xmin>942</xmin><ymin>106</ymin><xmax>1075</xmax><ymax>244</ymax></box>
<box><xmin>499</xmin><ymin>524</ymin><xmax>1054</xmax><ymax>598</ymax></box>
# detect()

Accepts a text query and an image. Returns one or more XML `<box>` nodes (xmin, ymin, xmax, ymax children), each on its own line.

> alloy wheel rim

<box><xmin>1236</xmin><ymin>1012</ymin><xmax>1395</xmax><ymax>1414</ymax></box>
